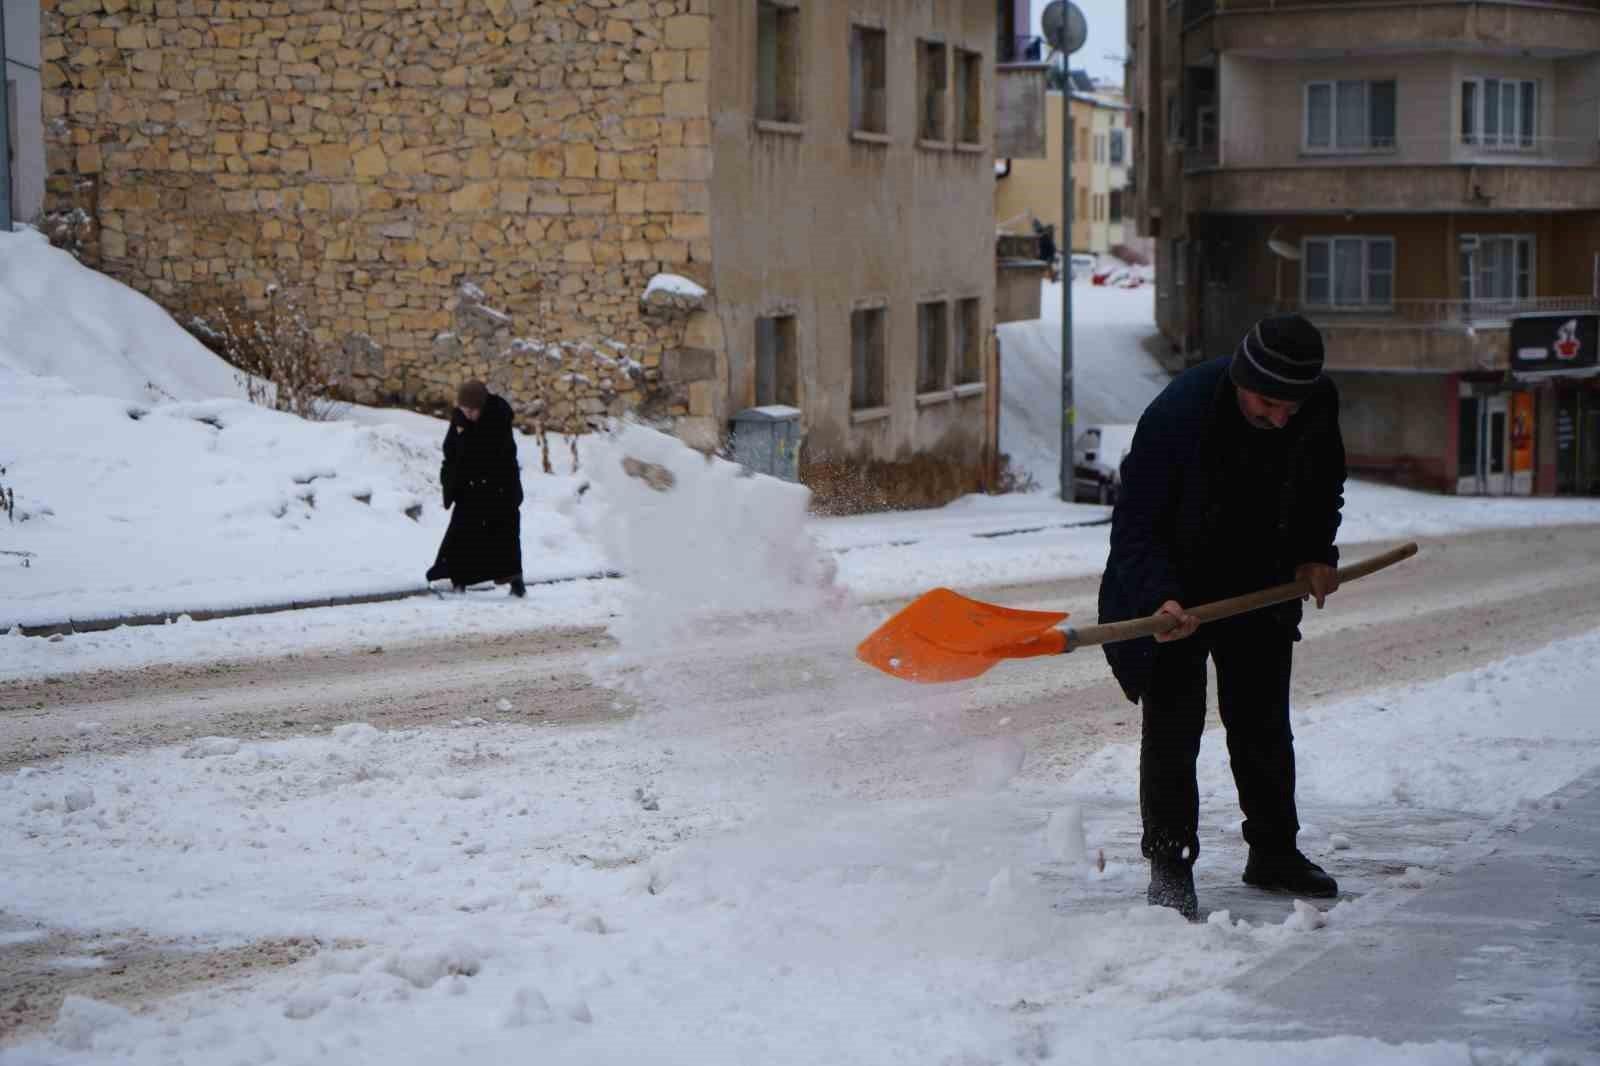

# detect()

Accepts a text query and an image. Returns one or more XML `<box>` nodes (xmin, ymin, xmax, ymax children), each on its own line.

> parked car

<box><xmin>1073</xmin><ymin>423</ymin><xmax>1136</xmax><ymax>505</ymax></box>
<box><xmin>1069</xmin><ymin>253</ymin><xmax>1097</xmax><ymax>280</ymax></box>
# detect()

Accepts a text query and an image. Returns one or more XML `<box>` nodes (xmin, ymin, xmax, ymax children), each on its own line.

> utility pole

<box><xmin>1041</xmin><ymin>2</ymin><xmax>1087</xmax><ymax>500</ymax></box>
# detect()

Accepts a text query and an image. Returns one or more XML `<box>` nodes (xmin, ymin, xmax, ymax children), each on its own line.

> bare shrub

<box><xmin>448</xmin><ymin>284</ymin><xmax>641</xmax><ymax>475</ymax></box>
<box><xmin>184</xmin><ymin>285</ymin><xmax>342</xmax><ymax>420</ymax></box>
<box><xmin>993</xmin><ymin>453</ymin><xmax>1040</xmax><ymax>495</ymax></box>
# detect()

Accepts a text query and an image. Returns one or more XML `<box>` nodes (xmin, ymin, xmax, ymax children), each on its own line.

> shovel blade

<box><xmin>856</xmin><ymin>588</ymin><xmax>1068</xmax><ymax>684</ymax></box>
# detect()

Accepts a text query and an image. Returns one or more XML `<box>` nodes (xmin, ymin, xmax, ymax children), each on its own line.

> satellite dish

<box><xmin>1042</xmin><ymin>1</ymin><xmax>1088</xmax><ymax>57</ymax></box>
<box><xmin>1266</xmin><ymin>227</ymin><xmax>1301</xmax><ymax>261</ymax></box>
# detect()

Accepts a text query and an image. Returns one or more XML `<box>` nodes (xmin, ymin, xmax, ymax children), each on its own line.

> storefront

<box><xmin>1455</xmin><ymin>378</ymin><xmax>1535</xmax><ymax>496</ymax></box>
<box><xmin>1510</xmin><ymin>313</ymin><xmax>1600</xmax><ymax>498</ymax></box>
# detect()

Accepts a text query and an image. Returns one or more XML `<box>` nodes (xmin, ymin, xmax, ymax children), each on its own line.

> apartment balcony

<box><xmin>1205</xmin><ymin>294</ymin><xmax>1600</xmax><ymax>372</ymax></box>
<box><xmin>1183</xmin><ymin>0</ymin><xmax>1600</xmax><ymax>65</ymax></box>
<box><xmin>1183</xmin><ymin>135</ymin><xmax>1600</xmax><ymax>212</ymax></box>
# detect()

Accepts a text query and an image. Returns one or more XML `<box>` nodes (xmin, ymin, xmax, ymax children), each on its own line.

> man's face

<box><xmin>460</xmin><ymin>405</ymin><xmax>482</xmax><ymax>423</ymax></box>
<box><xmin>1236</xmin><ymin>386</ymin><xmax>1300</xmax><ymax>430</ymax></box>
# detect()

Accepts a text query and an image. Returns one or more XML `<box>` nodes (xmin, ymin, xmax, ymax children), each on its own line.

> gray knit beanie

<box><xmin>1229</xmin><ymin>313</ymin><xmax>1325</xmax><ymax>402</ymax></box>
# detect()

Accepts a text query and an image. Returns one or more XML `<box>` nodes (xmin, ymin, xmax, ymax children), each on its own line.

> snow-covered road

<box><xmin>5</xmin><ymin>523</ymin><xmax>1600</xmax><ymax>1062</ymax></box>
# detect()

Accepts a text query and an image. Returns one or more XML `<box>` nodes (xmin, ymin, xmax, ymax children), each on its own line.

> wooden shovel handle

<box><xmin>1063</xmin><ymin>542</ymin><xmax>1418</xmax><ymax>651</ymax></box>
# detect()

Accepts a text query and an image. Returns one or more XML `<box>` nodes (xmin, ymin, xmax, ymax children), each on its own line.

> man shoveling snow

<box><xmin>1099</xmin><ymin>312</ymin><xmax>1346</xmax><ymax>920</ymax></box>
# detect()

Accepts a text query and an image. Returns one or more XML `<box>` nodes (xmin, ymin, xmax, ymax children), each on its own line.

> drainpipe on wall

<box><xmin>0</xmin><ymin>6</ymin><xmax>12</xmax><ymax>233</ymax></box>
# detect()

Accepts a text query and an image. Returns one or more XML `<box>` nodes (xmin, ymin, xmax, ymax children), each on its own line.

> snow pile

<box><xmin>582</xmin><ymin>421</ymin><xmax>841</xmax><ymax>651</ymax></box>
<box><xmin>0</xmin><ymin>368</ymin><xmax>602</xmax><ymax>627</ymax></box>
<box><xmin>0</xmin><ymin>228</ymin><xmax>247</xmax><ymax>404</ymax></box>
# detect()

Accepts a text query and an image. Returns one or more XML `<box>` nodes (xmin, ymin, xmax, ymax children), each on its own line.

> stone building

<box><xmin>1125</xmin><ymin>0</ymin><xmax>1600</xmax><ymax>496</ymax></box>
<box><xmin>38</xmin><ymin>0</ymin><xmax>1042</xmax><ymax>504</ymax></box>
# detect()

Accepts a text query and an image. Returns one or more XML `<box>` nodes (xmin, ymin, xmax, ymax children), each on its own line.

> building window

<box><xmin>754</xmin><ymin>314</ymin><xmax>798</xmax><ymax>407</ymax></box>
<box><xmin>1460</xmin><ymin>235</ymin><xmax>1534</xmax><ymax>303</ymax></box>
<box><xmin>954</xmin><ymin>298</ymin><xmax>981</xmax><ymax>385</ymax></box>
<box><xmin>1077</xmin><ymin>185</ymin><xmax>1087</xmax><ymax>223</ymax></box>
<box><xmin>849</xmin><ymin>25</ymin><xmax>887</xmax><ymax>136</ymax></box>
<box><xmin>917</xmin><ymin>300</ymin><xmax>949</xmax><ymax>394</ymax></box>
<box><xmin>1109</xmin><ymin>128</ymin><xmax>1125</xmax><ymax>164</ymax></box>
<box><xmin>1110</xmin><ymin>188</ymin><xmax>1124</xmax><ymax>222</ymax></box>
<box><xmin>757</xmin><ymin>1</ymin><xmax>801</xmax><ymax>124</ymax></box>
<box><xmin>1462</xmin><ymin>78</ymin><xmax>1537</xmax><ymax>149</ymax></box>
<box><xmin>1077</xmin><ymin>125</ymin><xmax>1088</xmax><ymax>161</ymax></box>
<box><xmin>918</xmin><ymin>40</ymin><xmax>948</xmax><ymax>142</ymax></box>
<box><xmin>1303</xmin><ymin>237</ymin><xmax>1395</xmax><ymax>308</ymax></box>
<box><xmin>1304</xmin><ymin>79</ymin><xmax>1396</xmax><ymax>152</ymax></box>
<box><xmin>851</xmin><ymin>307</ymin><xmax>886</xmax><ymax>410</ymax></box>
<box><xmin>1095</xmin><ymin>133</ymin><xmax>1106</xmax><ymax>162</ymax></box>
<box><xmin>954</xmin><ymin>48</ymin><xmax>982</xmax><ymax>144</ymax></box>
<box><xmin>850</xmin><ymin>24</ymin><xmax>888</xmax><ymax>135</ymax></box>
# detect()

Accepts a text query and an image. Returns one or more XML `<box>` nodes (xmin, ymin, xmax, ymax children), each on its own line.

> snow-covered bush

<box><xmin>185</xmin><ymin>285</ymin><xmax>341</xmax><ymax>421</ymax></box>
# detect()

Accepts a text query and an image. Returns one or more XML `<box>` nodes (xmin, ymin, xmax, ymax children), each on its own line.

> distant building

<box><xmin>995</xmin><ymin>79</ymin><xmax>1132</xmax><ymax>259</ymax></box>
<box><xmin>1125</xmin><ymin>0</ymin><xmax>1600</xmax><ymax>496</ymax></box>
<box><xmin>39</xmin><ymin>0</ymin><xmax>1047</xmax><ymax>507</ymax></box>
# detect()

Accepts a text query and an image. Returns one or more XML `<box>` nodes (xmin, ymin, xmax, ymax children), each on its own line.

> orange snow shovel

<box><xmin>857</xmin><ymin>542</ymin><xmax>1418</xmax><ymax>684</ymax></box>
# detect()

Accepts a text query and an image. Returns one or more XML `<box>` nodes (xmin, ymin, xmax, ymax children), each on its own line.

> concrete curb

<box><xmin>13</xmin><ymin>570</ymin><xmax>623</xmax><ymax>639</ymax></box>
<box><xmin>10</xmin><ymin>513</ymin><xmax>1112</xmax><ymax>639</ymax></box>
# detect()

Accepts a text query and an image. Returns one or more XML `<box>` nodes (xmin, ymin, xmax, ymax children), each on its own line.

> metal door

<box><xmin>1482</xmin><ymin>393</ymin><xmax>1510</xmax><ymax>496</ymax></box>
<box><xmin>1456</xmin><ymin>387</ymin><xmax>1511</xmax><ymax>495</ymax></box>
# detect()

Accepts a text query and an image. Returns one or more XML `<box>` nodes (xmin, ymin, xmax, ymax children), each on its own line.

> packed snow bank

<box><xmin>0</xmin><ymin>365</ymin><xmax>607</xmax><ymax>628</ymax></box>
<box><xmin>0</xmin><ymin>228</ymin><xmax>247</xmax><ymax>404</ymax></box>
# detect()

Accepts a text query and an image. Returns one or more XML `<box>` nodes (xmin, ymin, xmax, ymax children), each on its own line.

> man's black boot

<box><xmin>1147</xmin><ymin>854</ymin><xmax>1199</xmax><ymax>921</ymax></box>
<box><xmin>1242</xmin><ymin>848</ymin><xmax>1338</xmax><ymax>898</ymax></box>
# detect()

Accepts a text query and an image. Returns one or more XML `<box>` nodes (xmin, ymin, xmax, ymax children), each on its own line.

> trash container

<box><xmin>729</xmin><ymin>405</ymin><xmax>803</xmax><ymax>482</ymax></box>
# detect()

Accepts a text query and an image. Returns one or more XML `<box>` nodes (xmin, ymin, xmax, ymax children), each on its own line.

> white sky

<box><xmin>1031</xmin><ymin>0</ymin><xmax>1129</xmax><ymax>87</ymax></box>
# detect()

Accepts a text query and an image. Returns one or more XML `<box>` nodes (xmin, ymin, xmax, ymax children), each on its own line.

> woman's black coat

<box><xmin>428</xmin><ymin>394</ymin><xmax>524</xmax><ymax>587</ymax></box>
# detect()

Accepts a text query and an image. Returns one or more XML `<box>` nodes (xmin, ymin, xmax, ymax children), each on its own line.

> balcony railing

<box><xmin>997</xmin><ymin>35</ymin><xmax>1045</xmax><ymax>64</ymax></box>
<box><xmin>1278</xmin><ymin>296</ymin><xmax>1600</xmax><ymax>328</ymax></box>
<box><xmin>1184</xmin><ymin>134</ymin><xmax>1600</xmax><ymax>171</ymax></box>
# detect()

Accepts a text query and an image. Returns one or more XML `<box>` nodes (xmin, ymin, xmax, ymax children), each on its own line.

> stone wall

<box><xmin>40</xmin><ymin>0</ymin><xmax>715</xmax><ymax>429</ymax></box>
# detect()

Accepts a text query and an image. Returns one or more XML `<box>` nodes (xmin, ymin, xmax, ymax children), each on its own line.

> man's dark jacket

<box><xmin>1097</xmin><ymin>356</ymin><xmax>1346</xmax><ymax>703</ymax></box>
<box><xmin>430</xmin><ymin>393</ymin><xmax>524</xmax><ymax>586</ymax></box>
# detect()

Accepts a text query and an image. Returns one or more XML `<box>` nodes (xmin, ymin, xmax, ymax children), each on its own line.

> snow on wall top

<box><xmin>0</xmin><ymin>228</ymin><xmax>250</xmax><ymax>404</ymax></box>
<box><xmin>643</xmin><ymin>273</ymin><xmax>707</xmax><ymax>300</ymax></box>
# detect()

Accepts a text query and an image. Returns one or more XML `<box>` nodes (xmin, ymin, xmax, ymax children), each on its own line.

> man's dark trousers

<box><xmin>1139</xmin><ymin>613</ymin><xmax>1299</xmax><ymax>863</ymax></box>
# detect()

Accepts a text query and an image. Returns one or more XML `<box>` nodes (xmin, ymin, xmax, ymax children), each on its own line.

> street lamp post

<box><xmin>1041</xmin><ymin>2</ymin><xmax>1087</xmax><ymax>501</ymax></box>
